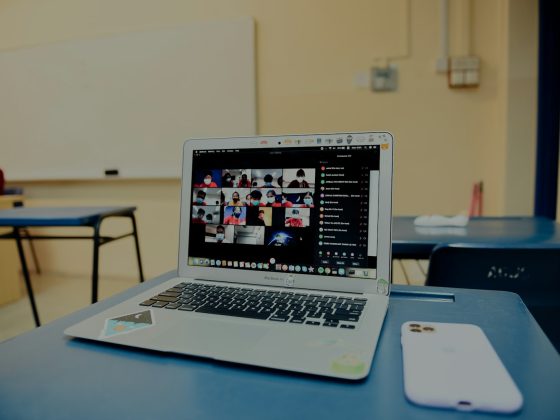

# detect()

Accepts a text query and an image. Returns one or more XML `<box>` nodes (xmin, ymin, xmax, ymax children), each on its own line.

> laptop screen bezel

<box><xmin>177</xmin><ymin>132</ymin><xmax>393</xmax><ymax>295</ymax></box>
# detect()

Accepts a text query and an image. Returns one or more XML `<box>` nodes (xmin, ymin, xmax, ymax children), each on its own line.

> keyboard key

<box><xmin>152</xmin><ymin>295</ymin><xmax>179</xmax><ymax>303</ymax></box>
<box><xmin>290</xmin><ymin>318</ymin><xmax>305</xmax><ymax>324</ymax></box>
<box><xmin>269</xmin><ymin>316</ymin><xmax>289</xmax><ymax>322</ymax></box>
<box><xmin>165</xmin><ymin>303</ymin><xmax>181</xmax><ymax>309</ymax></box>
<box><xmin>159</xmin><ymin>292</ymin><xmax>181</xmax><ymax>298</ymax></box>
<box><xmin>140</xmin><ymin>299</ymin><xmax>156</xmax><ymax>306</ymax></box>
<box><xmin>152</xmin><ymin>301</ymin><xmax>168</xmax><ymax>308</ymax></box>
<box><xmin>340</xmin><ymin>324</ymin><xmax>356</xmax><ymax>329</ymax></box>
<box><xmin>178</xmin><ymin>305</ymin><xmax>197</xmax><ymax>311</ymax></box>
<box><xmin>196</xmin><ymin>305</ymin><xmax>270</xmax><ymax>320</ymax></box>
<box><xmin>306</xmin><ymin>321</ymin><xmax>320</xmax><ymax>326</ymax></box>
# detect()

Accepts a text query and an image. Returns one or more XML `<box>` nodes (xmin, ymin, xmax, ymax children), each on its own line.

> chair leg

<box><xmin>91</xmin><ymin>223</ymin><xmax>101</xmax><ymax>304</ymax></box>
<box><xmin>130</xmin><ymin>214</ymin><xmax>145</xmax><ymax>283</ymax></box>
<box><xmin>14</xmin><ymin>228</ymin><xmax>41</xmax><ymax>327</ymax></box>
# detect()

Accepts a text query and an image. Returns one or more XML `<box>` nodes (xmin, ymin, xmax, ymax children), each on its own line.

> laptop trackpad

<box><xmin>157</xmin><ymin>317</ymin><xmax>268</xmax><ymax>357</ymax></box>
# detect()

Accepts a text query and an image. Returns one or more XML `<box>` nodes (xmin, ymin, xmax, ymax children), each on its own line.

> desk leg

<box><xmin>91</xmin><ymin>222</ymin><xmax>101</xmax><ymax>304</ymax></box>
<box><xmin>14</xmin><ymin>228</ymin><xmax>41</xmax><ymax>327</ymax></box>
<box><xmin>130</xmin><ymin>213</ymin><xmax>145</xmax><ymax>283</ymax></box>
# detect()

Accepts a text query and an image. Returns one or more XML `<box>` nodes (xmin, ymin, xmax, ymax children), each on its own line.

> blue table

<box><xmin>392</xmin><ymin>216</ymin><xmax>560</xmax><ymax>259</ymax></box>
<box><xmin>0</xmin><ymin>207</ymin><xmax>144</xmax><ymax>326</ymax></box>
<box><xmin>1</xmin><ymin>271</ymin><xmax>558</xmax><ymax>420</ymax></box>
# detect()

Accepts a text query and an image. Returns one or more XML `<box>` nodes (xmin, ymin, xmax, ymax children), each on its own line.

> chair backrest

<box><xmin>426</xmin><ymin>244</ymin><xmax>560</xmax><ymax>351</ymax></box>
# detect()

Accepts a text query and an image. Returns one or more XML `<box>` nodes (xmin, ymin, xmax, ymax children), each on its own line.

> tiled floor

<box><xmin>0</xmin><ymin>260</ymin><xmax>428</xmax><ymax>343</ymax></box>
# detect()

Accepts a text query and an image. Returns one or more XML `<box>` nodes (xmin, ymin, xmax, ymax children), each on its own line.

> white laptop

<box><xmin>65</xmin><ymin>132</ymin><xmax>394</xmax><ymax>380</ymax></box>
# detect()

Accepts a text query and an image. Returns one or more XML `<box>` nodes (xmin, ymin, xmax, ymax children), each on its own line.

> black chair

<box><xmin>426</xmin><ymin>244</ymin><xmax>560</xmax><ymax>352</ymax></box>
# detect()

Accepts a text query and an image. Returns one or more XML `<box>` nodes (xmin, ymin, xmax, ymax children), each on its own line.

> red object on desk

<box><xmin>469</xmin><ymin>181</ymin><xmax>484</xmax><ymax>217</ymax></box>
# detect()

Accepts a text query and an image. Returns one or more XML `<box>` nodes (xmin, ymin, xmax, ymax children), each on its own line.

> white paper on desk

<box><xmin>413</xmin><ymin>214</ymin><xmax>469</xmax><ymax>227</ymax></box>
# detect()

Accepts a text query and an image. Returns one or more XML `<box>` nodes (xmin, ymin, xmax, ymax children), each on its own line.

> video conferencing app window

<box><xmin>188</xmin><ymin>143</ymin><xmax>380</xmax><ymax>279</ymax></box>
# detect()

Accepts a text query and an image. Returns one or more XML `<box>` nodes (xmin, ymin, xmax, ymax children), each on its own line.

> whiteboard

<box><xmin>0</xmin><ymin>18</ymin><xmax>256</xmax><ymax>180</ymax></box>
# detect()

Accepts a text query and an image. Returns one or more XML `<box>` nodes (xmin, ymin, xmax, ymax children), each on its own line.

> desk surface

<box><xmin>393</xmin><ymin>216</ymin><xmax>560</xmax><ymax>258</ymax></box>
<box><xmin>1</xmin><ymin>272</ymin><xmax>559</xmax><ymax>420</ymax></box>
<box><xmin>0</xmin><ymin>206</ymin><xmax>137</xmax><ymax>227</ymax></box>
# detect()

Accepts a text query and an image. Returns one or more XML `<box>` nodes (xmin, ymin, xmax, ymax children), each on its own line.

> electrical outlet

<box><xmin>371</xmin><ymin>65</ymin><xmax>398</xmax><ymax>92</ymax></box>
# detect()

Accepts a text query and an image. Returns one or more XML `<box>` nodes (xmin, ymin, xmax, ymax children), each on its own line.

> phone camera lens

<box><xmin>411</xmin><ymin>328</ymin><xmax>422</xmax><ymax>333</ymax></box>
<box><xmin>410</xmin><ymin>323</ymin><xmax>420</xmax><ymax>328</ymax></box>
<box><xmin>423</xmin><ymin>326</ymin><xmax>435</xmax><ymax>332</ymax></box>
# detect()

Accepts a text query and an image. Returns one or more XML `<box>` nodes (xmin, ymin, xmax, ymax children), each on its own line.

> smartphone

<box><xmin>401</xmin><ymin>321</ymin><xmax>523</xmax><ymax>414</ymax></box>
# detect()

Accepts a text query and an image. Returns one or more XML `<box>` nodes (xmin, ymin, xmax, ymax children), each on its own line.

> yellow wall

<box><xmin>0</xmin><ymin>0</ymin><xmax>538</xmax><ymax>279</ymax></box>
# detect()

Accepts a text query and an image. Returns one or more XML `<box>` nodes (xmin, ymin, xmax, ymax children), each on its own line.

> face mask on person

<box><xmin>196</xmin><ymin>197</ymin><xmax>204</xmax><ymax>204</ymax></box>
<box><xmin>204</xmin><ymin>178</ymin><xmax>211</xmax><ymax>185</ymax></box>
<box><xmin>267</xmin><ymin>196</ymin><xmax>275</xmax><ymax>203</ymax></box>
<box><xmin>216</xmin><ymin>233</ymin><xmax>225</xmax><ymax>241</ymax></box>
<box><xmin>233</xmin><ymin>211</ymin><xmax>241</xmax><ymax>218</ymax></box>
<box><xmin>251</xmin><ymin>200</ymin><xmax>260</xmax><ymax>206</ymax></box>
<box><xmin>297</xmin><ymin>177</ymin><xmax>304</xmax><ymax>183</ymax></box>
<box><xmin>226</xmin><ymin>177</ymin><xmax>231</xmax><ymax>182</ymax></box>
<box><xmin>282</xmin><ymin>198</ymin><xmax>287</xmax><ymax>204</ymax></box>
<box><xmin>304</xmin><ymin>198</ymin><xmax>313</xmax><ymax>205</ymax></box>
<box><xmin>232</xmin><ymin>196</ymin><xmax>239</xmax><ymax>202</ymax></box>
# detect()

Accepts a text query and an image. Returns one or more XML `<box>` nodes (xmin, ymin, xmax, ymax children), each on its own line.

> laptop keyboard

<box><xmin>139</xmin><ymin>282</ymin><xmax>367</xmax><ymax>329</ymax></box>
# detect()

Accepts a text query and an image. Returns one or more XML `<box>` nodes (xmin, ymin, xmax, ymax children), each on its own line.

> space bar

<box><xmin>195</xmin><ymin>306</ymin><xmax>270</xmax><ymax>320</ymax></box>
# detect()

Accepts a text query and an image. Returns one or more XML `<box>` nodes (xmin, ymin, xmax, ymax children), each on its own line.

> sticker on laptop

<box><xmin>331</xmin><ymin>353</ymin><xmax>366</xmax><ymax>376</ymax></box>
<box><xmin>100</xmin><ymin>310</ymin><xmax>154</xmax><ymax>339</ymax></box>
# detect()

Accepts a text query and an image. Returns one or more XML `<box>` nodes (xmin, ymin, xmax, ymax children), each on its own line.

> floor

<box><xmin>0</xmin><ymin>272</ymin><xmax>139</xmax><ymax>343</ymax></box>
<box><xmin>0</xmin><ymin>260</ymin><xmax>428</xmax><ymax>343</ymax></box>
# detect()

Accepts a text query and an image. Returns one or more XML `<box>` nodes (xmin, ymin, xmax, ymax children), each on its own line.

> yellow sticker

<box><xmin>331</xmin><ymin>353</ymin><xmax>366</xmax><ymax>375</ymax></box>
<box><xmin>381</xmin><ymin>143</ymin><xmax>389</xmax><ymax>150</ymax></box>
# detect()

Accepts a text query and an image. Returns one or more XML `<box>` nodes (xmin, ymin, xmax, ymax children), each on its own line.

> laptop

<box><xmin>65</xmin><ymin>131</ymin><xmax>394</xmax><ymax>380</ymax></box>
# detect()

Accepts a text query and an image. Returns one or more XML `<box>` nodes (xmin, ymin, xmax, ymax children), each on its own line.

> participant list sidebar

<box><xmin>317</xmin><ymin>148</ymin><xmax>376</xmax><ymax>271</ymax></box>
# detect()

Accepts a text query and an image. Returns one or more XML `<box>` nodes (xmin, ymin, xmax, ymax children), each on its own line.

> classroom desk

<box><xmin>0</xmin><ymin>207</ymin><xmax>145</xmax><ymax>327</ymax></box>
<box><xmin>1</xmin><ymin>271</ymin><xmax>559</xmax><ymax>420</ymax></box>
<box><xmin>392</xmin><ymin>216</ymin><xmax>560</xmax><ymax>259</ymax></box>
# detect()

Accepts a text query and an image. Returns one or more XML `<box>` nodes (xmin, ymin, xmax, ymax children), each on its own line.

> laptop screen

<box><xmin>186</xmin><ymin>142</ymin><xmax>382</xmax><ymax>280</ymax></box>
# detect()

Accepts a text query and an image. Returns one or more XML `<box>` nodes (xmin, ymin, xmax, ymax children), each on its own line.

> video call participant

<box><xmin>255</xmin><ymin>210</ymin><xmax>266</xmax><ymax>226</ymax></box>
<box><xmin>192</xmin><ymin>208</ymin><xmax>207</xmax><ymax>224</ymax></box>
<box><xmin>215</xmin><ymin>225</ymin><xmax>227</xmax><ymax>243</ymax></box>
<box><xmin>281</xmin><ymin>193</ymin><xmax>293</xmax><ymax>208</ymax></box>
<box><xmin>300</xmin><ymin>191</ymin><xmax>314</xmax><ymax>208</ymax></box>
<box><xmin>248</xmin><ymin>190</ymin><xmax>263</xmax><ymax>207</ymax></box>
<box><xmin>195</xmin><ymin>190</ymin><xmax>207</xmax><ymax>205</ymax></box>
<box><xmin>285</xmin><ymin>209</ymin><xmax>304</xmax><ymax>227</ymax></box>
<box><xmin>222</xmin><ymin>172</ymin><xmax>234</xmax><ymax>187</ymax></box>
<box><xmin>264</xmin><ymin>190</ymin><xmax>280</xmax><ymax>207</ymax></box>
<box><xmin>263</xmin><ymin>174</ymin><xmax>275</xmax><ymax>187</ymax></box>
<box><xmin>196</xmin><ymin>172</ymin><xmax>218</xmax><ymax>188</ymax></box>
<box><xmin>226</xmin><ymin>191</ymin><xmax>244</xmax><ymax>206</ymax></box>
<box><xmin>224</xmin><ymin>206</ymin><xmax>245</xmax><ymax>225</ymax></box>
<box><xmin>287</xmin><ymin>169</ymin><xmax>310</xmax><ymax>188</ymax></box>
<box><xmin>238</xmin><ymin>173</ymin><xmax>251</xmax><ymax>188</ymax></box>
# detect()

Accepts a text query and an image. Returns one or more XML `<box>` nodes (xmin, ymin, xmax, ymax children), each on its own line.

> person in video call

<box><xmin>248</xmin><ymin>190</ymin><xmax>263</xmax><ymax>207</ymax></box>
<box><xmin>195</xmin><ymin>190</ymin><xmax>207</xmax><ymax>205</ymax></box>
<box><xmin>237</xmin><ymin>173</ymin><xmax>251</xmax><ymax>188</ymax></box>
<box><xmin>192</xmin><ymin>208</ymin><xmax>207</xmax><ymax>224</ymax></box>
<box><xmin>287</xmin><ymin>169</ymin><xmax>310</xmax><ymax>188</ymax></box>
<box><xmin>215</xmin><ymin>225</ymin><xmax>230</xmax><ymax>243</ymax></box>
<box><xmin>255</xmin><ymin>209</ymin><xmax>266</xmax><ymax>226</ymax></box>
<box><xmin>264</xmin><ymin>190</ymin><xmax>280</xmax><ymax>207</ymax></box>
<box><xmin>222</xmin><ymin>172</ymin><xmax>234</xmax><ymax>187</ymax></box>
<box><xmin>263</xmin><ymin>174</ymin><xmax>275</xmax><ymax>187</ymax></box>
<box><xmin>299</xmin><ymin>191</ymin><xmax>315</xmax><ymax>208</ymax></box>
<box><xmin>281</xmin><ymin>193</ymin><xmax>293</xmax><ymax>208</ymax></box>
<box><xmin>196</xmin><ymin>171</ymin><xmax>218</xmax><ymax>188</ymax></box>
<box><xmin>226</xmin><ymin>191</ymin><xmax>245</xmax><ymax>206</ymax></box>
<box><xmin>224</xmin><ymin>206</ymin><xmax>245</xmax><ymax>225</ymax></box>
<box><xmin>285</xmin><ymin>209</ymin><xmax>304</xmax><ymax>227</ymax></box>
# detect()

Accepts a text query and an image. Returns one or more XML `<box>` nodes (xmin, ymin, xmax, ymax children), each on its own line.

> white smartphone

<box><xmin>401</xmin><ymin>321</ymin><xmax>523</xmax><ymax>414</ymax></box>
